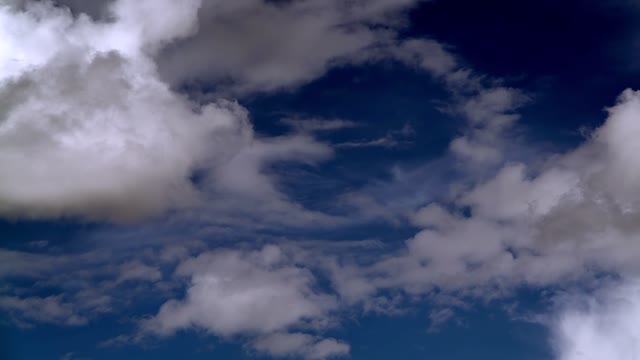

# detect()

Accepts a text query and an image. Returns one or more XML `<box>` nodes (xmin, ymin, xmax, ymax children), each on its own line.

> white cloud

<box><xmin>552</xmin><ymin>278</ymin><xmax>640</xmax><ymax>360</ymax></box>
<box><xmin>374</xmin><ymin>88</ymin><xmax>640</xmax><ymax>294</ymax></box>
<box><xmin>0</xmin><ymin>0</ymin><xmax>252</xmax><ymax>222</ymax></box>
<box><xmin>252</xmin><ymin>332</ymin><xmax>350</xmax><ymax>360</ymax></box>
<box><xmin>310</xmin><ymin>88</ymin><xmax>640</xmax><ymax>310</ymax></box>
<box><xmin>145</xmin><ymin>245</ymin><xmax>337</xmax><ymax>337</ymax></box>
<box><xmin>461</xmin><ymin>164</ymin><xmax>580</xmax><ymax>221</ymax></box>
<box><xmin>0</xmin><ymin>0</ymin><xmax>349</xmax><ymax>225</ymax></box>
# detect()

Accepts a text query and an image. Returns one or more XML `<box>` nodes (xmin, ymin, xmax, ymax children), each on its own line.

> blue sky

<box><xmin>2</xmin><ymin>1</ymin><xmax>640</xmax><ymax>359</ymax></box>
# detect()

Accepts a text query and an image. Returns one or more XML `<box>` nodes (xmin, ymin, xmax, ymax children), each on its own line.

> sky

<box><xmin>2</xmin><ymin>0</ymin><xmax>640</xmax><ymax>359</ymax></box>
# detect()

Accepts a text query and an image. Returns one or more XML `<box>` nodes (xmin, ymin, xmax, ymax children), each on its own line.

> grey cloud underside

<box><xmin>155</xmin><ymin>0</ymin><xmax>424</xmax><ymax>94</ymax></box>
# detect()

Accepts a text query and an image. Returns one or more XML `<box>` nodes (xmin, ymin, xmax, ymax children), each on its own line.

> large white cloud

<box><xmin>0</xmin><ymin>0</ymin><xmax>348</xmax><ymax>225</ymax></box>
<box><xmin>0</xmin><ymin>0</ymin><xmax>254</xmax><ymax>221</ymax></box>
<box><xmin>552</xmin><ymin>279</ymin><xmax>640</xmax><ymax>360</ymax></box>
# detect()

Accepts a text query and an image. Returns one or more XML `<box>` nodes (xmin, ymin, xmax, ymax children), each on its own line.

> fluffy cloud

<box><xmin>0</xmin><ymin>0</ymin><xmax>349</xmax><ymax>225</ymax></box>
<box><xmin>552</xmin><ymin>279</ymin><xmax>640</xmax><ymax>360</ymax></box>
<box><xmin>0</xmin><ymin>0</ymin><xmax>251</xmax><ymax>221</ymax></box>
<box><xmin>315</xmin><ymin>88</ymin><xmax>640</xmax><ymax>306</ymax></box>
<box><xmin>145</xmin><ymin>246</ymin><xmax>337</xmax><ymax>337</ymax></box>
<box><xmin>389</xmin><ymin>89</ymin><xmax>640</xmax><ymax>291</ymax></box>
<box><xmin>140</xmin><ymin>245</ymin><xmax>347</xmax><ymax>358</ymax></box>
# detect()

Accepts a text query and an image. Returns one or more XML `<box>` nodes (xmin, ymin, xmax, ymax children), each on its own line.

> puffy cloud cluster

<box><xmin>370</xmin><ymin>89</ymin><xmax>640</xmax><ymax>294</ymax></box>
<box><xmin>0</xmin><ymin>0</ymin><xmax>252</xmax><ymax>221</ymax></box>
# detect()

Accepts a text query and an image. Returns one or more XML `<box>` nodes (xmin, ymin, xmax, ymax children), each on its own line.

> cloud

<box><xmin>335</xmin><ymin>123</ymin><xmax>415</xmax><ymax>149</ymax></box>
<box><xmin>0</xmin><ymin>0</ymin><xmax>347</xmax><ymax>225</ymax></box>
<box><xmin>0</xmin><ymin>0</ymin><xmax>252</xmax><ymax>222</ymax></box>
<box><xmin>392</xmin><ymin>38</ymin><xmax>458</xmax><ymax>76</ymax></box>
<box><xmin>370</xmin><ymin>89</ymin><xmax>640</xmax><ymax>295</ymax></box>
<box><xmin>156</xmin><ymin>0</ymin><xmax>422</xmax><ymax>94</ymax></box>
<box><xmin>0</xmin><ymin>295</ymin><xmax>89</xmax><ymax>327</ymax></box>
<box><xmin>281</xmin><ymin>118</ymin><xmax>360</xmax><ymax>133</ymax></box>
<box><xmin>0</xmin><ymin>242</ymin><xmax>199</xmax><ymax>328</ymax></box>
<box><xmin>392</xmin><ymin>38</ymin><xmax>531</xmax><ymax>166</ymax></box>
<box><xmin>115</xmin><ymin>261</ymin><xmax>162</xmax><ymax>284</ymax></box>
<box><xmin>300</xmin><ymin>88</ymin><xmax>640</xmax><ymax>311</ymax></box>
<box><xmin>252</xmin><ymin>332</ymin><xmax>350</xmax><ymax>360</ymax></box>
<box><xmin>137</xmin><ymin>244</ymin><xmax>357</xmax><ymax>358</ymax></box>
<box><xmin>551</xmin><ymin>278</ymin><xmax>640</xmax><ymax>360</ymax></box>
<box><xmin>145</xmin><ymin>245</ymin><xmax>338</xmax><ymax>337</ymax></box>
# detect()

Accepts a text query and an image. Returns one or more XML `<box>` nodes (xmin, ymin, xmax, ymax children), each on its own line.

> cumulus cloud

<box><xmin>145</xmin><ymin>245</ymin><xmax>337</xmax><ymax>337</ymax></box>
<box><xmin>0</xmin><ymin>0</ymin><xmax>252</xmax><ymax>221</ymax></box>
<box><xmin>0</xmin><ymin>0</ymin><xmax>350</xmax><ymax>225</ymax></box>
<box><xmin>378</xmin><ymin>89</ymin><xmax>640</xmax><ymax>293</ymax></box>
<box><xmin>552</xmin><ymin>279</ymin><xmax>640</xmax><ymax>360</ymax></box>
<box><xmin>137</xmin><ymin>245</ymin><xmax>349</xmax><ymax>357</ymax></box>
<box><xmin>308</xmin><ymin>88</ymin><xmax>640</xmax><ymax>309</ymax></box>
